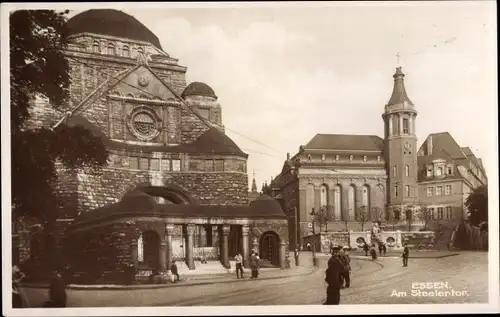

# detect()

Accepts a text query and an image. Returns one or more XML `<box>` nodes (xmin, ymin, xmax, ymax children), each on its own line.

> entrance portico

<box><xmin>66</xmin><ymin>190</ymin><xmax>289</xmax><ymax>284</ymax></box>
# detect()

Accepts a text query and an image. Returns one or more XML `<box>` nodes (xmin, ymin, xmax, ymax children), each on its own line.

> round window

<box><xmin>127</xmin><ymin>107</ymin><xmax>160</xmax><ymax>141</ymax></box>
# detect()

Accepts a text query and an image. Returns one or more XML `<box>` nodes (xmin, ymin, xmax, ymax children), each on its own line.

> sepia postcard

<box><xmin>1</xmin><ymin>1</ymin><xmax>499</xmax><ymax>316</ymax></box>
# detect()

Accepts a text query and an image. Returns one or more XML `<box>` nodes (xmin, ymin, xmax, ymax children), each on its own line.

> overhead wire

<box><xmin>59</xmin><ymin>55</ymin><xmax>283</xmax><ymax>159</ymax></box>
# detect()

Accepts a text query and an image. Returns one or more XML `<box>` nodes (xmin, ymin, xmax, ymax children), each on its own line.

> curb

<box><xmin>20</xmin><ymin>267</ymin><xmax>317</xmax><ymax>291</ymax></box>
<box><xmin>349</xmin><ymin>253</ymin><xmax>460</xmax><ymax>260</ymax></box>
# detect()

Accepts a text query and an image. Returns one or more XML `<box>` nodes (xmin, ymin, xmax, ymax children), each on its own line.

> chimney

<box><xmin>286</xmin><ymin>152</ymin><xmax>290</xmax><ymax>161</ymax></box>
<box><xmin>427</xmin><ymin>136</ymin><xmax>433</xmax><ymax>155</ymax></box>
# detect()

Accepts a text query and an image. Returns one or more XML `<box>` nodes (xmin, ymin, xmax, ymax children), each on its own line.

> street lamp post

<box><xmin>310</xmin><ymin>208</ymin><xmax>318</xmax><ymax>267</ymax></box>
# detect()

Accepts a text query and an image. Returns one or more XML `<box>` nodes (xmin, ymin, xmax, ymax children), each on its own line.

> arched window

<box><xmin>92</xmin><ymin>41</ymin><xmax>100</xmax><ymax>53</ymax></box>
<box><xmin>335</xmin><ymin>155</ymin><xmax>340</xmax><ymax>161</ymax></box>
<box><xmin>334</xmin><ymin>185</ymin><xmax>341</xmax><ymax>220</ymax></box>
<box><xmin>107</xmin><ymin>43</ymin><xmax>115</xmax><ymax>55</ymax></box>
<box><xmin>377</xmin><ymin>156</ymin><xmax>381</xmax><ymax>162</ymax></box>
<box><xmin>405</xmin><ymin>165</ymin><xmax>409</xmax><ymax>177</ymax></box>
<box><xmin>349</xmin><ymin>155</ymin><xmax>353</xmax><ymax>161</ymax></box>
<box><xmin>137</xmin><ymin>233</ymin><xmax>144</xmax><ymax>262</ymax></box>
<box><xmin>436</xmin><ymin>166</ymin><xmax>443</xmax><ymax>176</ymax></box>
<box><xmin>307</xmin><ymin>155</ymin><xmax>311</xmax><ymax>161</ymax></box>
<box><xmin>321</xmin><ymin>154</ymin><xmax>326</xmax><ymax>161</ymax></box>
<box><xmin>122</xmin><ymin>45</ymin><xmax>130</xmax><ymax>57</ymax></box>
<box><xmin>138</xmin><ymin>47</ymin><xmax>144</xmax><ymax>55</ymax></box>
<box><xmin>347</xmin><ymin>185</ymin><xmax>356</xmax><ymax>220</ymax></box>
<box><xmin>361</xmin><ymin>185</ymin><xmax>369</xmax><ymax>209</ymax></box>
<box><xmin>363</xmin><ymin>156</ymin><xmax>367</xmax><ymax>162</ymax></box>
<box><xmin>320</xmin><ymin>185</ymin><xmax>328</xmax><ymax>206</ymax></box>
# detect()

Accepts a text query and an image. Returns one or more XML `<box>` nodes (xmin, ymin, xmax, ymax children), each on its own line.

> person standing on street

<box><xmin>170</xmin><ymin>261</ymin><xmax>180</xmax><ymax>282</ymax></box>
<box><xmin>340</xmin><ymin>247</ymin><xmax>351</xmax><ymax>288</ymax></box>
<box><xmin>12</xmin><ymin>266</ymin><xmax>25</xmax><ymax>308</ymax></box>
<box><xmin>234</xmin><ymin>253</ymin><xmax>244</xmax><ymax>279</ymax></box>
<box><xmin>363</xmin><ymin>242</ymin><xmax>369</xmax><ymax>256</ymax></box>
<box><xmin>370</xmin><ymin>244</ymin><xmax>377</xmax><ymax>260</ymax></box>
<box><xmin>402</xmin><ymin>243</ymin><xmax>410</xmax><ymax>267</ymax></box>
<box><xmin>324</xmin><ymin>247</ymin><xmax>343</xmax><ymax>305</ymax></box>
<box><xmin>294</xmin><ymin>248</ymin><xmax>299</xmax><ymax>266</ymax></box>
<box><xmin>48</xmin><ymin>269</ymin><xmax>67</xmax><ymax>307</ymax></box>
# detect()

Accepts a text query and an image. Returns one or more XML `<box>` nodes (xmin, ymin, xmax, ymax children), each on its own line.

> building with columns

<box><xmin>13</xmin><ymin>9</ymin><xmax>289</xmax><ymax>281</ymax></box>
<box><xmin>269</xmin><ymin>67</ymin><xmax>487</xmax><ymax>248</ymax></box>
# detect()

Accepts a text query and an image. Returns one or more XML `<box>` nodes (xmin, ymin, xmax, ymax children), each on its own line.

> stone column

<box><xmin>241</xmin><ymin>225</ymin><xmax>250</xmax><ymax>268</ymax></box>
<box><xmin>186</xmin><ymin>224</ymin><xmax>195</xmax><ymax>270</ymax></box>
<box><xmin>131</xmin><ymin>239</ymin><xmax>138</xmax><ymax>266</ymax></box>
<box><xmin>327</xmin><ymin>188</ymin><xmax>335</xmax><ymax>219</ymax></box>
<box><xmin>399</xmin><ymin>114</ymin><xmax>404</xmax><ymax>135</ymax></box>
<box><xmin>342</xmin><ymin>185</ymin><xmax>349</xmax><ymax>221</ymax></box>
<box><xmin>165</xmin><ymin>224</ymin><xmax>174</xmax><ymax>271</ymax></box>
<box><xmin>159</xmin><ymin>235</ymin><xmax>167</xmax><ymax>272</ymax></box>
<box><xmin>221</xmin><ymin>224</ymin><xmax>230</xmax><ymax>268</ymax></box>
<box><xmin>279</xmin><ymin>241</ymin><xmax>287</xmax><ymax>269</ymax></box>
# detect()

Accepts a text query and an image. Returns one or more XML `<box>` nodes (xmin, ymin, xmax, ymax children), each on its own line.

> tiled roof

<box><xmin>66</xmin><ymin>9</ymin><xmax>163</xmax><ymax>50</ymax></box>
<box><xmin>304</xmin><ymin>134</ymin><xmax>384</xmax><ymax>151</ymax></box>
<box><xmin>418</xmin><ymin>132</ymin><xmax>467</xmax><ymax>160</ymax></box>
<box><xmin>70</xmin><ymin>193</ymin><xmax>286</xmax><ymax>228</ymax></box>
<box><xmin>65</xmin><ymin>116</ymin><xmax>247</xmax><ymax>157</ymax></box>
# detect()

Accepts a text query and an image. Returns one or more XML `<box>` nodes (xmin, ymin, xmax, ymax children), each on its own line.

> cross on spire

<box><xmin>396</xmin><ymin>52</ymin><xmax>401</xmax><ymax>66</ymax></box>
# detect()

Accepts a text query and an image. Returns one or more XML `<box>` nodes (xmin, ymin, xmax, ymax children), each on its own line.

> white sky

<box><xmin>69</xmin><ymin>2</ymin><xmax>497</xmax><ymax>190</ymax></box>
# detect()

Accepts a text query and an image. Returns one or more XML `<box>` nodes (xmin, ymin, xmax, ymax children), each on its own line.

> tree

<box><xmin>355</xmin><ymin>205</ymin><xmax>370</xmax><ymax>231</ymax></box>
<box><xmin>10</xmin><ymin>10</ymin><xmax>109</xmax><ymax>269</ymax></box>
<box><xmin>371</xmin><ymin>206</ymin><xmax>384</xmax><ymax>224</ymax></box>
<box><xmin>416</xmin><ymin>205</ymin><xmax>432</xmax><ymax>230</ymax></box>
<box><xmin>465</xmin><ymin>185</ymin><xmax>488</xmax><ymax>226</ymax></box>
<box><xmin>313</xmin><ymin>205</ymin><xmax>332</xmax><ymax>233</ymax></box>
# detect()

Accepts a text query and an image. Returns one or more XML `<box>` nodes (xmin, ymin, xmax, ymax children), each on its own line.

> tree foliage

<box><xmin>371</xmin><ymin>207</ymin><xmax>384</xmax><ymax>223</ymax></box>
<box><xmin>313</xmin><ymin>205</ymin><xmax>332</xmax><ymax>232</ymax></box>
<box><xmin>10</xmin><ymin>10</ymin><xmax>109</xmax><ymax>223</ymax></box>
<box><xmin>465</xmin><ymin>185</ymin><xmax>488</xmax><ymax>226</ymax></box>
<box><xmin>416</xmin><ymin>205</ymin><xmax>432</xmax><ymax>230</ymax></box>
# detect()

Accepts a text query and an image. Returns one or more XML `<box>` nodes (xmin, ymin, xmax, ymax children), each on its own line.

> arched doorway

<box><xmin>259</xmin><ymin>231</ymin><xmax>280</xmax><ymax>266</ymax></box>
<box><xmin>141</xmin><ymin>230</ymin><xmax>160</xmax><ymax>269</ymax></box>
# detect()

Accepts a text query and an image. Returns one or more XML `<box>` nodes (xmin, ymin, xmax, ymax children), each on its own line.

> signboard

<box><xmin>307</xmin><ymin>223</ymin><xmax>313</xmax><ymax>228</ymax></box>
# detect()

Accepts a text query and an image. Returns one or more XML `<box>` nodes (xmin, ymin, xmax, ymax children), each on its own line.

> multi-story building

<box><xmin>13</xmin><ymin>9</ymin><xmax>290</xmax><ymax>279</ymax></box>
<box><xmin>270</xmin><ymin>67</ymin><xmax>487</xmax><ymax>248</ymax></box>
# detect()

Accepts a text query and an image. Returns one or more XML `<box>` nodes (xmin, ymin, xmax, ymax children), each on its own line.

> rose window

<box><xmin>127</xmin><ymin>106</ymin><xmax>161</xmax><ymax>141</ymax></box>
<box><xmin>133</xmin><ymin>113</ymin><xmax>156</xmax><ymax>135</ymax></box>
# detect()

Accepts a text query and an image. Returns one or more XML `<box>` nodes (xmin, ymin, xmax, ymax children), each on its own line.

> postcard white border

<box><xmin>2</xmin><ymin>1</ymin><xmax>499</xmax><ymax>316</ymax></box>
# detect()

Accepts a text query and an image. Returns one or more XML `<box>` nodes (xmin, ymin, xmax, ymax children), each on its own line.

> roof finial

<box><xmin>396</xmin><ymin>52</ymin><xmax>401</xmax><ymax>66</ymax></box>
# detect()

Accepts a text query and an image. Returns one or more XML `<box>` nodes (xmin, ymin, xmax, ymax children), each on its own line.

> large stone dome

<box><xmin>181</xmin><ymin>82</ymin><xmax>217</xmax><ymax>99</ymax></box>
<box><xmin>66</xmin><ymin>9</ymin><xmax>163</xmax><ymax>50</ymax></box>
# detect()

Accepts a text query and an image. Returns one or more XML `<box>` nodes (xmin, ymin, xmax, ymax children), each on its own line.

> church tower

<box><xmin>383</xmin><ymin>67</ymin><xmax>418</xmax><ymax>220</ymax></box>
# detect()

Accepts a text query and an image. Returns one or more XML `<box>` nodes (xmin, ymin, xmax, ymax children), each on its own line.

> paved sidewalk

<box><xmin>316</xmin><ymin>250</ymin><xmax>460</xmax><ymax>259</ymax></box>
<box><xmin>20</xmin><ymin>253</ymin><xmax>316</xmax><ymax>291</ymax></box>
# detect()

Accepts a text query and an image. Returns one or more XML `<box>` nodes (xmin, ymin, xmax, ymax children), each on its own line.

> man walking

<box><xmin>339</xmin><ymin>247</ymin><xmax>351</xmax><ymax>288</ymax></box>
<box><xmin>234</xmin><ymin>253</ymin><xmax>244</xmax><ymax>279</ymax></box>
<box><xmin>324</xmin><ymin>247</ymin><xmax>343</xmax><ymax>305</ymax></box>
<box><xmin>170</xmin><ymin>260</ymin><xmax>180</xmax><ymax>282</ymax></box>
<box><xmin>294</xmin><ymin>248</ymin><xmax>300</xmax><ymax>266</ymax></box>
<box><xmin>402</xmin><ymin>243</ymin><xmax>409</xmax><ymax>267</ymax></box>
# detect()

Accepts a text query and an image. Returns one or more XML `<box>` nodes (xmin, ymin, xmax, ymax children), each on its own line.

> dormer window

<box><xmin>447</xmin><ymin>165</ymin><xmax>453</xmax><ymax>175</ymax></box>
<box><xmin>436</xmin><ymin>166</ymin><xmax>443</xmax><ymax>176</ymax></box>
<box><xmin>349</xmin><ymin>155</ymin><xmax>353</xmax><ymax>161</ymax></box>
<box><xmin>363</xmin><ymin>156</ymin><xmax>367</xmax><ymax>162</ymax></box>
<box><xmin>426</xmin><ymin>165</ymin><xmax>433</xmax><ymax>177</ymax></box>
<box><xmin>122</xmin><ymin>45</ymin><xmax>130</xmax><ymax>57</ymax></box>
<box><xmin>92</xmin><ymin>41</ymin><xmax>100</xmax><ymax>53</ymax></box>
<box><xmin>335</xmin><ymin>155</ymin><xmax>340</xmax><ymax>161</ymax></box>
<box><xmin>321</xmin><ymin>154</ymin><xmax>326</xmax><ymax>161</ymax></box>
<box><xmin>107</xmin><ymin>43</ymin><xmax>115</xmax><ymax>55</ymax></box>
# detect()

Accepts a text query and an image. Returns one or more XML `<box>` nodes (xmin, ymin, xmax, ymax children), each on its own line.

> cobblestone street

<box><xmin>19</xmin><ymin>252</ymin><xmax>488</xmax><ymax>307</ymax></box>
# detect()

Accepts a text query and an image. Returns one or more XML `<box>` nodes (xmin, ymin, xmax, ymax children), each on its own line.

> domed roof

<box><xmin>66</xmin><ymin>9</ymin><xmax>163</xmax><ymax>50</ymax></box>
<box><xmin>181</xmin><ymin>82</ymin><xmax>217</xmax><ymax>99</ymax></box>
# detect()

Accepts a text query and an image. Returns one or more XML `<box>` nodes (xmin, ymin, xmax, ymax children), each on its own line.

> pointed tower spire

<box><xmin>387</xmin><ymin>67</ymin><xmax>414</xmax><ymax>107</ymax></box>
<box><xmin>251</xmin><ymin>171</ymin><xmax>257</xmax><ymax>192</ymax></box>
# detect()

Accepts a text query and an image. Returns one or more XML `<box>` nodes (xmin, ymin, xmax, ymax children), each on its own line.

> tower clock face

<box><xmin>404</xmin><ymin>142</ymin><xmax>411</xmax><ymax>150</ymax></box>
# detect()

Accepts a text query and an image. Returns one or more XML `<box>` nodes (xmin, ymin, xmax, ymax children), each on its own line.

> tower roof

<box><xmin>386</xmin><ymin>67</ymin><xmax>414</xmax><ymax>106</ymax></box>
<box><xmin>251</xmin><ymin>171</ymin><xmax>258</xmax><ymax>192</ymax></box>
<box><xmin>66</xmin><ymin>9</ymin><xmax>163</xmax><ymax>50</ymax></box>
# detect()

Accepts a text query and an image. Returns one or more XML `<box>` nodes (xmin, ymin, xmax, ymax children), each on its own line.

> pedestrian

<box><xmin>250</xmin><ymin>252</ymin><xmax>260</xmax><ymax>279</ymax></box>
<box><xmin>378</xmin><ymin>242</ymin><xmax>383</xmax><ymax>255</ymax></box>
<box><xmin>324</xmin><ymin>247</ymin><xmax>343</xmax><ymax>305</ymax></box>
<box><xmin>12</xmin><ymin>265</ymin><xmax>26</xmax><ymax>308</ymax></box>
<box><xmin>307</xmin><ymin>242</ymin><xmax>311</xmax><ymax>251</ymax></box>
<box><xmin>234</xmin><ymin>252</ymin><xmax>244</xmax><ymax>279</ymax></box>
<box><xmin>370</xmin><ymin>244</ymin><xmax>377</xmax><ymax>260</ymax></box>
<box><xmin>382</xmin><ymin>243</ymin><xmax>387</xmax><ymax>256</ymax></box>
<box><xmin>170</xmin><ymin>261</ymin><xmax>180</xmax><ymax>282</ymax></box>
<box><xmin>47</xmin><ymin>269</ymin><xmax>67</xmax><ymax>307</ymax></box>
<box><xmin>294</xmin><ymin>248</ymin><xmax>299</xmax><ymax>266</ymax></box>
<box><xmin>363</xmin><ymin>242</ymin><xmax>369</xmax><ymax>256</ymax></box>
<box><xmin>339</xmin><ymin>247</ymin><xmax>351</xmax><ymax>288</ymax></box>
<box><xmin>402</xmin><ymin>243</ymin><xmax>409</xmax><ymax>267</ymax></box>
